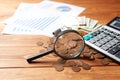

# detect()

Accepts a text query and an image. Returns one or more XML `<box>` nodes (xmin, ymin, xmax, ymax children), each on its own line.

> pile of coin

<box><xmin>36</xmin><ymin>30</ymin><xmax>112</xmax><ymax>72</ymax></box>
<box><xmin>55</xmin><ymin>32</ymin><xmax>84</xmax><ymax>57</ymax></box>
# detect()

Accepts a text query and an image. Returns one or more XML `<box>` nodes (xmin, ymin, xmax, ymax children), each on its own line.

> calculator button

<box><xmin>108</xmin><ymin>45</ymin><xmax>120</xmax><ymax>55</ymax></box>
<box><xmin>93</xmin><ymin>37</ymin><xmax>100</xmax><ymax>41</ymax></box>
<box><xmin>116</xmin><ymin>36</ymin><xmax>120</xmax><ymax>40</ymax></box>
<box><xmin>88</xmin><ymin>38</ymin><xmax>96</xmax><ymax>43</ymax></box>
<box><xmin>102</xmin><ymin>38</ymin><xmax>109</xmax><ymax>43</ymax></box>
<box><xmin>93</xmin><ymin>34</ymin><xmax>103</xmax><ymax>41</ymax></box>
<box><xmin>95</xmin><ymin>30</ymin><xmax>101</xmax><ymax>34</ymax></box>
<box><xmin>100</xmin><ymin>45</ymin><xmax>109</xmax><ymax>50</ymax></box>
<box><xmin>106</xmin><ymin>36</ymin><xmax>113</xmax><ymax>41</ymax></box>
<box><xmin>98</xmin><ymin>40</ymin><xmax>106</xmax><ymax>45</ymax></box>
<box><xmin>88</xmin><ymin>34</ymin><xmax>93</xmax><ymax>38</ymax></box>
<box><xmin>94</xmin><ymin>42</ymin><xmax>102</xmax><ymax>47</ymax></box>
<box><xmin>111</xmin><ymin>38</ymin><xmax>119</xmax><ymax>44</ymax></box>
<box><xmin>115</xmin><ymin>51</ymin><xmax>120</xmax><ymax>59</ymax></box>
<box><xmin>105</xmin><ymin>43</ymin><xmax>112</xmax><ymax>49</ymax></box>
<box><xmin>91</xmin><ymin>32</ymin><xmax>97</xmax><ymax>36</ymax></box>
<box><xmin>84</xmin><ymin>35</ymin><xmax>90</xmax><ymax>40</ymax></box>
<box><xmin>96</xmin><ymin>34</ymin><xmax>103</xmax><ymax>39</ymax></box>
<box><xmin>83</xmin><ymin>34</ymin><xmax>93</xmax><ymax>41</ymax></box>
<box><xmin>99</xmin><ymin>33</ymin><xmax>106</xmax><ymax>38</ymax></box>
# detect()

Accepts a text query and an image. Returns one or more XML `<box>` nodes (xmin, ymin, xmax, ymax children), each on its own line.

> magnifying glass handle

<box><xmin>26</xmin><ymin>49</ymin><xmax>54</xmax><ymax>63</ymax></box>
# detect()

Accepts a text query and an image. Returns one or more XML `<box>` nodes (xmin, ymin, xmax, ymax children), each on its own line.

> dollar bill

<box><xmin>89</xmin><ymin>19</ymin><xmax>98</xmax><ymax>29</ymax></box>
<box><xmin>58</xmin><ymin>16</ymin><xmax>102</xmax><ymax>32</ymax></box>
<box><xmin>76</xmin><ymin>16</ymin><xmax>86</xmax><ymax>26</ymax></box>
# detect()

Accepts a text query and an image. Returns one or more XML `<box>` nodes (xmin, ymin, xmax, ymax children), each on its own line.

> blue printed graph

<box><xmin>56</xmin><ymin>6</ymin><xmax>71</xmax><ymax>12</ymax></box>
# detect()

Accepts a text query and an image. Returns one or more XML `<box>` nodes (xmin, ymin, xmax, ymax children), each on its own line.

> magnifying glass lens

<box><xmin>55</xmin><ymin>32</ymin><xmax>84</xmax><ymax>59</ymax></box>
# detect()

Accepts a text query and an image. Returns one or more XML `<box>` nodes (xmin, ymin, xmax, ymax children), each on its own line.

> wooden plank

<box><xmin>0</xmin><ymin>66</ymin><xmax>120</xmax><ymax>80</ymax></box>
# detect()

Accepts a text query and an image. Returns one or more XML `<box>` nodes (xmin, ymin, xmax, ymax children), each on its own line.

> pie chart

<box><xmin>56</xmin><ymin>6</ymin><xmax>71</xmax><ymax>12</ymax></box>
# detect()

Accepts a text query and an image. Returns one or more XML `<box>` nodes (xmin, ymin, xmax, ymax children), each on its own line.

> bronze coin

<box><xmin>89</xmin><ymin>55</ymin><xmax>95</xmax><ymax>60</ymax></box>
<box><xmin>42</xmin><ymin>42</ymin><xmax>50</xmax><ymax>49</ymax></box>
<box><xmin>57</xmin><ymin>58</ymin><xmax>66</xmax><ymax>64</ymax></box>
<box><xmin>71</xmin><ymin>34</ymin><xmax>81</xmax><ymax>41</ymax></box>
<box><xmin>82</xmin><ymin>62</ymin><xmax>91</xmax><ymax>70</ymax></box>
<box><xmin>54</xmin><ymin>63</ymin><xmax>64</xmax><ymax>72</ymax></box>
<box><xmin>67</xmin><ymin>49</ymin><xmax>76</xmax><ymax>56</ymax></box>
<box><xmin>55</xmin><ymin>41</ymin><xmax>63</xmax><ymax>48</ymax></box>
<box><xmin>100</xmin><ymin>59</ymin><xmax>109</xmax><ymax>66</ymax></box>
<box><xmin>56</xmin><ymin>45</ymin><xmax>68</xmax><ymax>56</ymax></box>
<box><xmin>72</xmin><ymin>66</ymin><xmax>81</xmax><ymax>72</ymax></box>
<box><xmin>89</xmin><ymin>48</ymin><xmax>98</xmax><ymax>54</ymax></box>
<box><xmin>68</xmin><ymin>61</ymin><xmax>77</xmax><ymax>66</ymax></box>
<box><xmin>67</xmin><ymin>41</ymin><xmax>77</xmax><ymax>49</ymax></box>
<box><xmin>76</xmin><ymin>60</ymin><xmax>83</xmax><ymax>67</ymax></box>
<box><xmin>82</xmin><ymin>46</ymin><xmax>90</xmax><ymax>53</ymax></box>
<box><xmin>104</xmin><ymin>57</ymin><xmax>112</xmax><ymax>62</ymax></box>
<box><xmin>58</xmin><ymin>38</ymin><xmax>68</xmax><ymax>44</ymax></box>
<box><xmin>83</xmin><ymin>52</ymin><xmax>92</xmax><ymax>58</ymax></box>
<box><xmin>95</xmin><ymin>53</ymin><xmax>105</xmax><ymax>59</ymax></box>
<box><xmin>77</xmin><ymin>29</ymin><xmax>88</xmax><ymax>36</ymax></box>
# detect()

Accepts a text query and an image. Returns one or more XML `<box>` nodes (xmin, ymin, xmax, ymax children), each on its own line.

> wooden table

<box><xmin>0</xmin><ymin>0</ymin><xmax>120</xmax><ymax>80</ymax></box>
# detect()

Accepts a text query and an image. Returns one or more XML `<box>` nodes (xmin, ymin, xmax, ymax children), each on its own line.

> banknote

<box><xmin>75</xmin><ymin>16</ymin><xmax>101</xmax><ymax>32</ymax></box>
<box><xmin>59</xmin><ymin>16</ymin><xmax>102</xmax><ymax>32</ymax></box>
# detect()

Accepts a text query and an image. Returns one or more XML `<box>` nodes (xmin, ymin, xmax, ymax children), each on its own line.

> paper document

<box><xmin>1</xmin><ymin>0</ymin><xmax>85</xmax><ymax>36</ymax></box>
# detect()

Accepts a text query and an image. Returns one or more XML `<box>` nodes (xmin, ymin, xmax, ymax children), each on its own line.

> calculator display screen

<box><xmin>107</xmin><ymin>17</ymin><xmax>120</xmax><ymax>31</ymax></box>
<box><xmin>111</xmin><ymin>21</ymin><xmax>120</xmax><ymax>30</ymax></box>
<box><xmin>114</xmin><ymin>22</ymin><xmax>120</xmax><ymax>27</ymax></box>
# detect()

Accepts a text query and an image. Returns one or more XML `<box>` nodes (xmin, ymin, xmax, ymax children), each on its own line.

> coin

<box><xmin>57</xmin><ymin>58</ymin><xmax>66</xmax><ymax>64</ymax></box>
<box><xmin>53</xmin><ymin>63</ymin><xmax>64</xmax><ymax>72</ymax></box>
<box><xmin>55</xmin><ymin>41</ymin><xmax>63</xmax><ymax>48</ymax></box>
<box><xmin>82</xmin><ymin>62</ymin><xmax>91</xmax><ymax>70</ymax></box>
<box><xmin>43</xmin><ymin>42</ymin><xmax>50</xmax><ymax>49</ymax></box>
<box><xmin>72</xmin><ymin>66</ymin><xmax>81</xmax><ymax>72</ymax></box>
<box><xmin>67</xmin><ymin>49</ymin><xmax>76</xmax><ymax>56</ymax></box>
<box><xmin>68</xmin><ymin>61</ymin><xmax>77</xmax><ymax>66</ymax></box>
<box><xmin>77</xmin><ymin>29</ymin><xmax>88</xmax><ymax>36</ymax></box>
<box><xmin>83</xmin><ymin>52</ymin><xmax>92</xmax><ymax>58</ymax></box>
<box><xmin>89</xmin><ymin>55</ymin><xmax>95</xmax><ymax>60</ymax></box>
<box><xmin>58</xmin><ymin>38</ymin><xmax>68</xmax><ymax>44</ymax></box>
<box><xmin>100</xmin><ymin>59</ymin><xmax>109</xmax><ymax>66</ymax></box>
<box><xmin>71</xmin><ymin>34</ymin><xmax>82</xmax><ymax>41</ymax></box>
<box><xmin>56</xmin><ymin>45</ymin><xmax>68</xmax><ymax>56</ymax></box>
<box><xmin>82</xmin><ymin>46</ymin><xmax>90</xmax><ymax>53</ymax></box>
<box><xmin>104</xmin><ymin>57</ymin><xmax>113</xmax><ymax>62</ymax></box>
<box><xmin>67</xmin><ymin>41</ymin><xmax>77</xmax><ymax>49</ymax></box>
<box><xmin>95</xmin><ymin>53</ymin><xmax>105</xmax><ymax>59</ymax></box>
<box><xmin>89</xmin><ymin>48</ymin><xmax>98</xmax><ymax>54</ymax></box>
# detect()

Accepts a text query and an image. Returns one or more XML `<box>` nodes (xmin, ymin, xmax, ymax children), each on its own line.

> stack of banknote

<box><xmin>77</xmin><ymin>16</ymin><xmax>102</xmax><ymax>32</ymax></box>
<box><xmin>65</xmin><ymin>16</ymin><xmax>102</xmax><ymax>32</ymax></box>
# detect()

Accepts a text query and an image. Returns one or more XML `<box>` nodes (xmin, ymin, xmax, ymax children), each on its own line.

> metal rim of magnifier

<box><xmin>53</xmin><ymin>29</ymin><xmax>85</xmax><ymax>60</ymax></box>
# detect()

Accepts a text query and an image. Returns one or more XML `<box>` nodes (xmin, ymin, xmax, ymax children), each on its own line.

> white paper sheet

<box><xmin>1</xmin><ymin>0</ymin><xmax>85</xmax><ymax>36</ymax></box>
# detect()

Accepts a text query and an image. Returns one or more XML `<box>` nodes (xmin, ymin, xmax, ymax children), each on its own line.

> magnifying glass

<box><xmin>26</xmin><ymin>30</ymin><xmax>85</xmax><ymax>63</ymax></box>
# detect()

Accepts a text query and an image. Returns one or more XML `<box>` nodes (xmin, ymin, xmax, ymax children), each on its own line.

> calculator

<box><xmin>83</xmin><ymin>17</ymin><xmax>120</xmax><ymax>63</ymax></box>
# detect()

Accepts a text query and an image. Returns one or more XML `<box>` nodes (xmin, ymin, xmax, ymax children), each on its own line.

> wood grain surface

<box><xmin>0</xmin><ymin>0</ymin><xmax>120</xmax><ymax>80</ymax></box>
